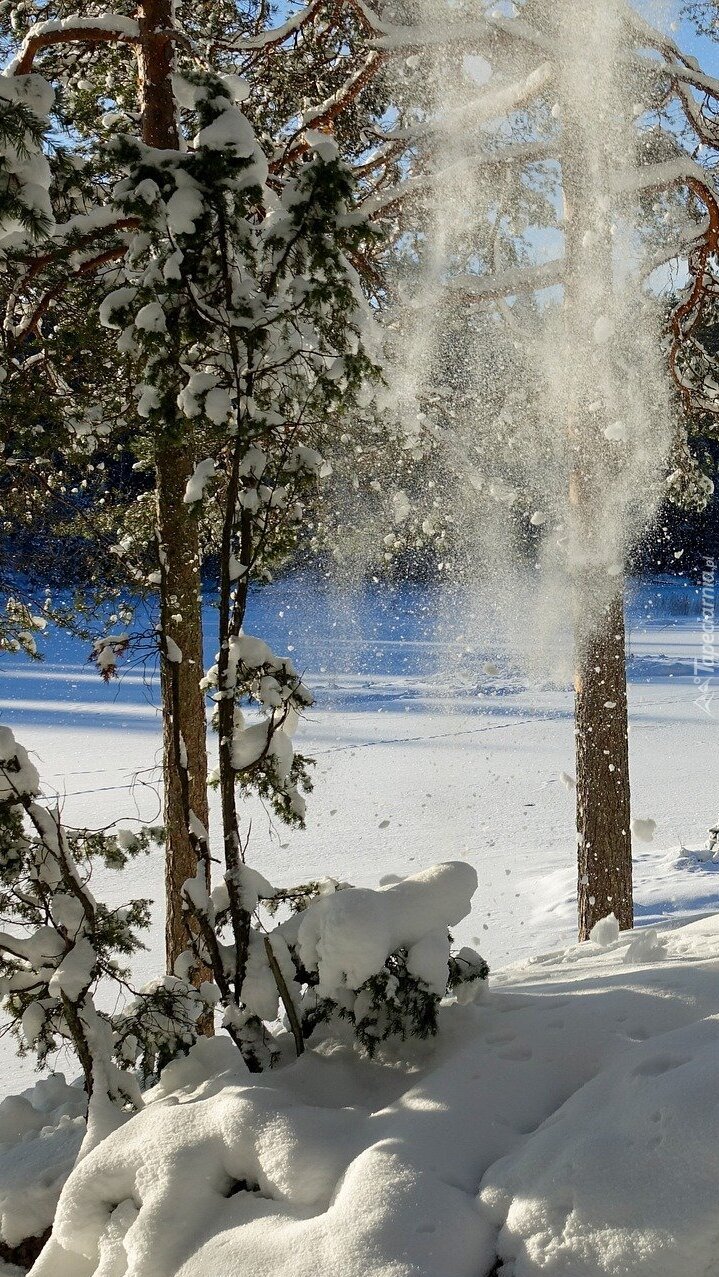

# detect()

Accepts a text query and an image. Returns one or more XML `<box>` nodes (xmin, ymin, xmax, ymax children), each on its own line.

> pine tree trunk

<box><xmin>137</xmin><ymin>0</ymin><xmax>211</xmax><ymax>973</ymax></box>
<box><xmin>560</xmin><ymin>1</ymin><xmax>634</xmax><ymax>941</ymax></box>
<box><xmin>574</xmin><ymin>587</ymin><xmax>633</xmax><ymax>938</ymax></box>
<box><xmin>156</xmin><ymin>442</ymin><xmax>210</xmax><ymax>968</ymax></box>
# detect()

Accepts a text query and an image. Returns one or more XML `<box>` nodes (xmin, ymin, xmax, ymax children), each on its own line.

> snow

<box><xmin>0</xmin><ymin>724</ymin><xmax>39</xmax><ymax>800</ymax></box>
<box><xmin>134</xmin><ymin>303</ymin><xmax>166</xmax><ymax>333</ymax></box>
<box><xmin>164</xmin><ymin>637</ymin><xmax>182</xmax><ymax>664</ymax></box>
<box><xmin>298</xmin><ymin>862</ymin><xmax>476</xmax><ymax>993</ymax></box>
<box><xmin>98</xmin><ymin>287</ymin><xmax>137</xmax><ymax>331</ymax></box>
<box><xmin>631</xmin><ymin>817</ymin><xmax>657</xmax><ymax>844</ymax></box>
<box><xmin>592</xmin><ymin>315</ymin><xmax>614</xmax><ymax>345</ymax></box>
<box><xmin>0</xmin><ymin>76</ymin><xmax>53</xmax><ymax>244</ymax></box>
<box><xmin>0</xmin><ymin>1075</ymin><xmax>85</xmax><ymax>1249</ymax></box>
<box><xmin>194</xmin><ymin>109</ymin><xmax>257</xmax><ymax>158</ymax></box>
<box><xmin>391</xmin><ymin>489</ymin><xmax>411</xmax><ymax>524</ymax></box>
<box><xmin>0</xmin><ymin>575</ymin><xmax>714</xmax><ymax>1011</ymax></box>
<box><xmin>587</xmin><ymin>913</ymin><xmax>619</xmax><ymax>947</ymax></box>
<box><xmin>204</xmin><ymin>388</ymin><xmax>234</xmax><ymax>425</ymax></box>
<box><xmin>165</xmin><ymin>188</ymin><xmax>204</xmax><ymax>237</ymax></box>
<box><xmin>1</xmin><ymin>573</ymin><xmax>718</xmax><ymax>1272</ymax></box>
<box><xmin>231</xmin><ymin>719</ymin><xmax>274</xmax><ymax>769</ymax></box>
<box><xmin>480</xmin><ymin>938</ymin><xmax>719</xmax><ymax>1275</ymax></box>
<box><xmin>26</xmin><ymin>913</ymin><xmax>719</xmax><ymax>1277</ymax></box>
<box><xmin>47</xmin><ymin>939</ymin><xmax>96</xmax><ymax>1002</ymax></box>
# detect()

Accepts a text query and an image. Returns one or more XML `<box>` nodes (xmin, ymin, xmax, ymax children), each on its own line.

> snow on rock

<box><xmin>29</xmin><ymin>915</ymin><xmax>719</xmax><ymax>1277</ymax></box>
<box><xmin>298</xmin><ymin>861</ymin><xmax>477</xmax><ymax>994</ymax></box>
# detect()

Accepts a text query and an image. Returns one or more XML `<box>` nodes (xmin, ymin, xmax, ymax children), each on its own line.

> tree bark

<box><xmin>137</xmin><ymin>0</ymin><xmax>211</xmax><ymax>974</ymax></box>
<box><xmin>156</xmin><ymin>441</ymin><xmax>210</xmax><ymax>969</ymax></box>
<box><xmin>560</xmin><ymin>0</ymin><xmax>634</xmax><ymax>940</ymax></box>
<box><xmin>574</xmin><ymin>587</ymin><xmax>633</xmax><ymax>938</ymax></box>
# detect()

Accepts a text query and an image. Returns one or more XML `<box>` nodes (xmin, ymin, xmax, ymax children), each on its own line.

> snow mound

<box><xmin>298</xmin><ymin>861</ymin><xmax>477</xmax><ymax>993</ymax></box>
<box><xmin>0</xmin><ymin>1074</ymin><xmax>85</xmax><ymax>1249</ymax></box>
<box><xmin>481</xmin><ymin>1016</ymin><xmax>719</xmax><ymax>1275</ymax></box>
<box><xmin>30</xmin><ymin>1029</ymin><xmax>491</xmax><ymax>1277</ymax></box>
<box><xmin>30</xmin><ymin>914</ymin><xmax>719</xmax><ymax>1277</ymax></box>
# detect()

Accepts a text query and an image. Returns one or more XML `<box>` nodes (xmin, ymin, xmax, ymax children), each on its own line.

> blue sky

<box><xmin>636</xmin><ymin>1</ymin><xmax>719</xmax><ymax>76</ymax></box>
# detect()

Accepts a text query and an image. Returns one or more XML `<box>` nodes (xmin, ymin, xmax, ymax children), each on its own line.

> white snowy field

<box><xmin>0</xmin><ymin>572</ymin><xmax>716</xmax><ymax>1100</ymax></box>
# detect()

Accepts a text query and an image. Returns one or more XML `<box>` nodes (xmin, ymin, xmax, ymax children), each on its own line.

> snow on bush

<box><xmin>0</xmin><ymin>723</ymin><xmax>487</xmax><ymax>1251</ymax></box>
<box><xmin>0</xmin><ymin>725</ymin><xmax>212</xmax><ymax>1117</ymax></box>
<box><xmin>181</xmin><ymin>858</ymin><xmax>487</xmax><ymax>1069</ymax></box>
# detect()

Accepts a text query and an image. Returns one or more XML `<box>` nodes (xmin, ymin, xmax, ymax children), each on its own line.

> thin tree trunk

<box><xmin>137</xmin><ymin>0</ymin><xmax>211</xmax><ymax>974</ymax></box>
<box><xmin>156</xmin><ymin>441</ymin><xmax>210</xmax><ymax>969</ymax></box>
<box><xmin>560</xmin><ymin>0</ymin><xmax>634</xmax><ymax>940</ymax></box>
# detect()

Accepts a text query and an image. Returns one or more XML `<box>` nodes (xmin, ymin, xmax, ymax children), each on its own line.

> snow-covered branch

<box><xmin>213</xmin><ymin>0</ymin><xmax>326</xmax><ymax>52</ymax></box>
<box><xmin>449</xmin><ymin>258</ymin><xmax>564</xmax><ymax>302</ymax></box>
<box><xmin>10</xmin><ymin>15</ymin><xmax>140</xmax><ymax>76</ymax></box>
<box><xmin>378</xmin><ymin>63</ymin><xmax>554</xmax><ymax>145</ymax></box>
<box><xmin>362</xmin><ymin>140</ymin><xmax>557</xmax><ymax>217</ymax></box>
<box><xmin>276</xmin><ymin>49</ymin><xmax>388</xmax><ymax>166</ymax></box>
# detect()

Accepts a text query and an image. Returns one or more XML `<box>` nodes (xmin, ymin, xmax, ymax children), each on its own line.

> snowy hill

<box><xmin>15</xmin><ymin>910</ymin><xmax>719</xmax><ymax>1277</ymax></box>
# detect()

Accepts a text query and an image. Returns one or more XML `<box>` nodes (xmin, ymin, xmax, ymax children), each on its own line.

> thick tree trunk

<box><xmin>560</xmin><ymin>0</ymin><xmax>634</xmax><ymax>940</ymax></box>
<box><xmin>574</xmin><ymin>588</ymin><xmax>633</xmax><ymax>938</ymax></box>
<box><xmin>137</xmin><ymin>0</ymin><xmax>211</xmax><ymax>974</ymax></box>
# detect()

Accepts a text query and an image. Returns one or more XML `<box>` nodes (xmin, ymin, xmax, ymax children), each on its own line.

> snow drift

<box><xmin>25</xmin><ymin>912</ymin><xmax>719</xmax><ymax>1277</ymax></box>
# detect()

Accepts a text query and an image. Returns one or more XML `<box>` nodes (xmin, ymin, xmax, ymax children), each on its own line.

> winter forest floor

<box><xmin>1</xmin><ymin>570</ymin><xmax>718</xmax><ymax>1277</ymax></box>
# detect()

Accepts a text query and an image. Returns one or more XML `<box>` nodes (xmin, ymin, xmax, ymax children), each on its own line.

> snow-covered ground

<box><xmin>17</xmin><ymin>910</ymin><xmax>719</xmax><ymax>1277</ymax></box>
<box><xmin>0</xmin><ymin>571</ymin><xmax>716</xmax><ymax>1102</ymax></box>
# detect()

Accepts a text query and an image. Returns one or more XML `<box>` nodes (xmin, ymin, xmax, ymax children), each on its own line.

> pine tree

<box><xmin>0</xmin><ymin>0</ymin><xmax>392</xmax><ymax>978</ymax></box>
<box><xmin>345</xmin><ymin>0</ymin><xmax>719</xmax><ymax>937</ymax></box>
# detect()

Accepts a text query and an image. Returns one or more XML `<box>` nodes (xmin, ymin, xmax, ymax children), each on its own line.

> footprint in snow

<box><xmin>497</xmin><ymin>1044</ymin><xmax>533</xmax><ymax>1061</ymax></box>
